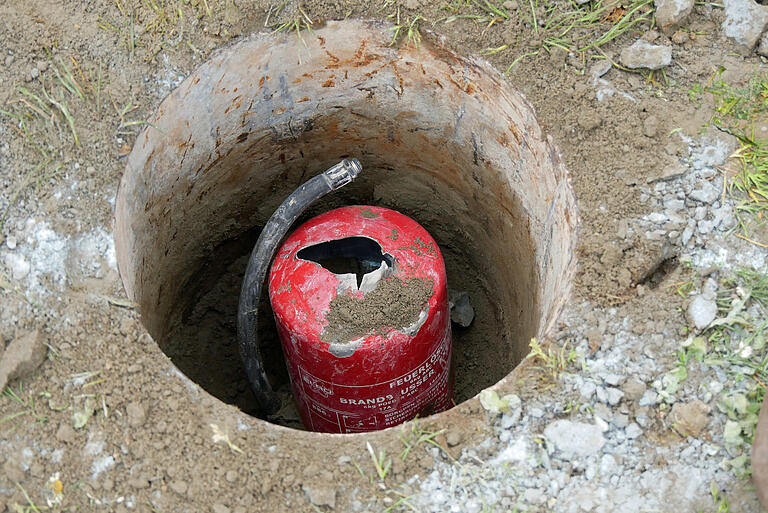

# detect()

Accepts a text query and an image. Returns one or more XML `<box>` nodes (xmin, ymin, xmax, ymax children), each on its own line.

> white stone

<box><xmin>689</xmin><ymin>182</ymin><xmax>719</xmax><ymax>204</ymax></box>
<box><xmin>722</xmin><ymin>0</ymin><xmax>768</xmax><ymax>51</ymax></box>
<box><xmin>639</xmin><ymin>389</ymin><xmax>658</xmax><ymax>406</ymax></box>
<box><xmin>5</xmin><ymin>253</ymin><xmax>30</xmax><ymax>280</ymax></box>
<box><xmin>606</xmin><ymin>387</ymin><xmax>625</xmax><ymax>406</ymax></box>
<box><xmin>625</xmin><ymin>423</ymin><xmax>643</xmax><ymax>439</ymax></box>
<box><xmin>544</xmin><ymin>420</ymin><xmax>606</xmax><ymax>458</ymax></box>
<box><xmin>654</xmin><ymin>0</ymin><xmax>695</xmax><ymax>33</ymax></box>
<box><xmin>687</xmin><ymin>295</ymin><xmax>717</xmax><ymax>330</ymax></box>
<box><xmin>620</xmin><ymin>40</ymin><xmax>672</xmax><ymax>70</ymax></box>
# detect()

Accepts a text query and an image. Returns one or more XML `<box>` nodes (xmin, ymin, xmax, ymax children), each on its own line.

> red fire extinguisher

<box><xmin>268</xmin><ymin>206</ymin><xmax>453</xmax><ymax>433</ymax></box>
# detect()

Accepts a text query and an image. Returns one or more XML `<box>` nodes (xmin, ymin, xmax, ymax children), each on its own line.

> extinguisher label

<box><xmin>295</xmin><ymin>336</ymin><xmax>452</xmax><ymax>433</ymax></box>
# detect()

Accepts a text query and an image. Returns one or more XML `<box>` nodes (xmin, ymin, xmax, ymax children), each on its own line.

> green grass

<box><xmin>388</xmin><ymin>7</ymin><xmax>425</xmax><ymax>47</ymax></box>
<box><xmin>677</xmin><ymin>269</ymin><xmax>768</xmax><ymax>477</ymax></box>
<box><xmin>441</xmin><ymin>0</ymin><xmax>654</xmax><ymax>71</ymax></box>
<box><xmin>1</xmin><ymin>385</ymin><xmax>48</xmax><ymax>429</ymax></box>
<box><xmin>98</xmin><ymin>0</ymin><xmax>215</xmax><ymax>60</ymax></box>
<box><xmin>689</xmin><ymin>69</ymin><xmax>768</xmax><ymax>244</ymax></box>
<box><xmin>526</xmin><ymin>337</ymin><xmax>578</xmax><ymax>380</ymax></box>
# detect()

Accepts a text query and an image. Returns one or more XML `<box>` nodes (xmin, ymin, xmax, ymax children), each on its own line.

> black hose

<box><xmin>237</xmin><ymin>159</ymin><xmax>362</xmax><ymax>416</ymax></box>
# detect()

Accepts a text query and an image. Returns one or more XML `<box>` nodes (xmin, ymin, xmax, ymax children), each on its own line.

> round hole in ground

<box><xmin>114</xmin><ymin>20</ymin><xmax>579</xmax><ymax>432</ymax></box>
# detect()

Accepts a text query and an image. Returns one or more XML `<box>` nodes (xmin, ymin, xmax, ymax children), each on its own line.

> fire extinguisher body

<box><xmin>268</xmin><ymin>206</ymin><xmax>453</xmax><ymax>433</ymax></box>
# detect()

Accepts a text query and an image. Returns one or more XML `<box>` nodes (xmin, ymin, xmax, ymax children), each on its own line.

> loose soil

<box><xmin>321</xmin><ymin>276</ymin><xmax>434</xmax><ymax>344</ymax></box>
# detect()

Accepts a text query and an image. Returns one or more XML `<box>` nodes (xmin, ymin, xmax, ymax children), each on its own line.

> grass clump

<box><xmin>99</xmin><ymin>0</ymin><xmax>216</xmax><ymax>60</ymax></box>
<box><xmin>689</xmin><ymin>69</ymin><xmax>768</xmax><ymax>245</ymax></box>
<box><xmin>526</xmin><ymin>337</ymin><xmax>578</xmax><ymax>380</ymax></box>
<box><xmin>441</xmin><ymin>0</ymin><xmax>654</xmax><ymax>71</ymax></box>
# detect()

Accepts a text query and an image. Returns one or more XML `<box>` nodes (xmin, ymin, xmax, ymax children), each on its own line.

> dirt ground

<box><xmin>1</xmin><ymin>0</ymin><xmax>767</xmax><ymax>512</ymax></box>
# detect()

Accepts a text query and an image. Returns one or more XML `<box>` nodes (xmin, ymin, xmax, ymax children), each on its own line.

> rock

<box><xmin>620</xmin><ymin>40</ymin><xmax>672</xmax><ymax>70</ymax></box>
<box><xmin>639</xmin><ymin>389</ymin><xmax>658</xmax><ymax>406</ymax></box>
<box><xmin>225</xmin><ymin>470</ymin><xmax>238</xmax><ymax>483</ymax></box>
<box><xmin>687</xmin><ymin>295</ymin><xmax>718</xmax><ymax>330</ymax></box>
<box><xmin>697</xmin><ymin>219</ymin><xmax>715</xmax><ymax>235</ymax></box>
<box><xmin>544</xmin><ymin>420</ymin><xmax>606</xmax><ymax>458</ymax></box>
<box><xmin>404</xmin><ymin>0</ymin><xmax>420</xmax><ymax>8</ymax></box>
<box><xmin>625</xmin><ymin>423</ymin><xmax>643</xmax><ymax>439</ymax></box>
<box><xmin>671</xmin><ymin>30</ymin><xmax>689</xmax><ymax>44</ymax></box>
<box><xmin>128</xmin><ymin>476</ymin><xmax>149</xmax><ymax>489</ymax></box>
<box><xmin>0</xmin><ymin>330</ymin><xmax>47</xmax><ymax>391</ymax></box>
<box><xmin>621</xmin><ymin>378</ymin><xmax>647</xmax><ymax>402</ymax></box>
<box><xmin>647</xmin><ymin>163</ymin><xmax>687</xmax><ymax>183</ymax></box>
<box><xmin>654</xmin><ymin>0</ymin><xmax>694</xmax><ymax>33</ymax></box>
<box><xmin>212</xmin><ymin>504</ymin><xmax>230</xmax><ymax>513</ymax></box>
<box><xmin>664</xmin><ymin>198</ymin><xmax>685</xmax><ymax>211</ymax></box>
<box><xmin>681</xmin><ymin>227</ymin><xmax>694</xmax><ymax>245</ymax></box>
<box><xmin>590</xmin><ymin>60</ymin><xmax>612</xmax><ymax>79</ymax></box>
<box><xmin>126</xmin><ymin>402</ymin><xmax>147</xmax><ymax>427</ymax></box>
<box><xmin>722</xmin><ymin>0</ymin><xmax>768</xmax><ymax>52</ymax></box>
<box><xmin>648</xmin><ymin>212</ymin><xmax>668</xmax><ymax>224</ymax></box>
<box><xmin>502</xmin><ymin>1</ymin><xmax>515</xmax><ymax>9</ymax></box>
<box><xmin>606</xmin><ymin>387</ymin><xmax>625</xmax><ymax>406</ymax></box>
<box><xmin>688</xmin><ymin>182</ymin><xmax>719</xmax><ymax>204</ymax></box>
<box><xmin>302</xmin><ymin>483</ymin><xmax>337</xmax><ymax>509</ymax></box>
<box><xmin>579</xmin><ymin>380</ymin><xmax>597</xmax><ymax>400</ymax></box>
<box><xmin>449</xmin><ymin>291</ymin><xmax>475</xmax><ymax>328</ymax></box>
<box><xmin>643</xmin><ymin>115</ymin><xmax>659</xmax><ymax>138</ymax></box>
<box><xmin>446</xmin><ymin>430</ymin><xmax>462</xmax><ymax>447</ymax></box>
<box><xmin>6</xmin><ymin>235</ymin><xmax>17</xmax><ymax>249</ymax></box>
<box><xmin>759</xmin><ymin>31</ymin><xmax>768</xmax><ymax>57</ymax></box>
<box><xmin>702</xmin><ymin>277</ymin><xmax>718</xmax><ymax>300</ymax></box>
<box><xmin>524</xmin><ymin>488</ymin><xmax>546</xmax><ymax>504</ymax></box>
<box><xmin>170</xmin><ymin>480</ymin><xmax>188</xmax><ymax>495</ymax></box>
<box><xmin>668</xmin><ymin>400</ymin><xmax>711</xmax><ymax>436</ymax></box>
<box><xmin>5</xmin><ymin>253</ymin><xmax>30</xmax><ymax>280</ymax></box>
<box><xmin>56</xmin><ymin>422</ymin><xmax>76</xmax><ymax>443</ymax></box>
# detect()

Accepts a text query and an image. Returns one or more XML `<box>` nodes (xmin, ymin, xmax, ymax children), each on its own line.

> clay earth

<box><xmin>1</xmin><ymin>0</ymin><xmax>768</xmax><ymax>512</ymax></box>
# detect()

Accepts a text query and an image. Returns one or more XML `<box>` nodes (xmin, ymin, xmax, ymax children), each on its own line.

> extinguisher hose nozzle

<box><xmin>237</xmin><ymin>159</ymin><xmax>362</xmax><ymax>416</ymax></box>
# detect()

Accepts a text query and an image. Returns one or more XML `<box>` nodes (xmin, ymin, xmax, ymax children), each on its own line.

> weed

<box><xmin>388</xmin><ymin>7</ymin><xmax>424</xmax><ymax>47</ymax></box>
<box><xmin>690</xmin><ymin>69</ymin><xmax>768</xmax><ymax>243</ymax></box>
<box><xmin>400</xmin><ymin>420</ymin><xmax>453</xmax><ymax>461</ymax></box>
<box><xmin>1</xmin><ymin>385</ymin><xmax>48</xmax><ymax>428</ymax></box>
<box><xmin>12</xmin><ymin>482</ymin><xmax>46</xmax><ymax>513</ymax></box>
<box><xmin>711</xmin><ymin>481</ymin><xmax>731</xmax><ymax>512</ymax></box>
<box><xmin>210</xmin><ymin>423</ymin><xmax>244</xmax><ymax>454</ymax></box>
<box><xmin>366</xmin><ymin>441</ymin><xmax>392</xmax><ymax>481</ymax></box>
<box><xmin>677</xmin><ymin>269</ymin><xmax>768</xmax><ymax>476</ymax></box>
<box><xmin>383</xmin><ymin>493</ymin><xmax>419</xmax><ymax>512</ymax></box>
<box><xmin>99</xmin><ymin>0</ymin><xmax>216</xmax><ymax>59</ymax></box>
<box><xmin>442</xmin><ymin>0</ymin><xmax>654</xmax><ymax>70</ymax></box>
<box><xmin>266</xmin><ymin>3</ymin><xmax>314</xmax><ymax>62</ymax></box>
<box><xmin>526</xmin><ymin>338</ymin><xmax>577</xmax><ymax>380</ymax></box>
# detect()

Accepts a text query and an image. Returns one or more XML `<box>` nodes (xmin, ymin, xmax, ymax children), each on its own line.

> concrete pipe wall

<box><xmin>114</xmin><ymin>19</ymin><xmax>579</xmax><ymax>430</ymax></box>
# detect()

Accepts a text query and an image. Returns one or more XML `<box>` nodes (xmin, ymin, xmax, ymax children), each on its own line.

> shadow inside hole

<box><xmin>297</xmin><ymin>236</ymin><xmax>396</xmax><ymax>289</ymax></box>
<box><xmin>159</xmin><ymin>202</ymin><xmax>512</xmax><ymax>428</ymax></box>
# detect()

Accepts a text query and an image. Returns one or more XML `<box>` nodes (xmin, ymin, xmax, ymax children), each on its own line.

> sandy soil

<box><xmin>1</xmin><ymin>0</ymin><xmax>767</xmax><ymax>512</ymax></box>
